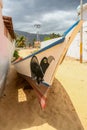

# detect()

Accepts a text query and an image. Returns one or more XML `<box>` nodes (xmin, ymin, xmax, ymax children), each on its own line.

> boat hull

<box><xmin>14</xmin><ymin>40</ymin><xmax>65</xmax><ymax>85</ymax></box>
<box><xmin>13</xmin><ymin>21</ymin><xmax>82</xmax><ymax>108</ymax></box>
<box><xmin>0</xmin><ymin>34</ymin><xmax>14</xmax><ymax>96</ymax></box>
<box><xmin>14</xmin><ymin>21</ymin><xmax>82</xmax><ymax>86</ymax></box>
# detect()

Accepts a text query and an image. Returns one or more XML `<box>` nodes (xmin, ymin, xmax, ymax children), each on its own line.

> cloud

<box><xmin>2</xmin><ymin>0</ymin><xmax>87</xmax><ymax>34</ymax></box>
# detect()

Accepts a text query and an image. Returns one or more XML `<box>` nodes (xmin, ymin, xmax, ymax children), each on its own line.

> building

<box><xmin>0</xmin><ymin>0</ymin><xmax>15</xmax><ymax>41</ymax></box>
<box><xmin>34</xmin><ymin>41</ymin><xmax>41</xmax><ymax>48</ymax></box>
<box><xmin>67</xmin><ymin>3</ymin><xmax>87</xmax><ymax>61</ymax></box>
<box><xmin>3</xmin><ymin>16</ymin><xmax>15</xmax><ymax>42</ymax></box>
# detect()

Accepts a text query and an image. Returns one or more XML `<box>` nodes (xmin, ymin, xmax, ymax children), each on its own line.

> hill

<box><xmin>15</xmin><ymin>30</ymin><xmax>50</xmax><ymax>44</ymax></box>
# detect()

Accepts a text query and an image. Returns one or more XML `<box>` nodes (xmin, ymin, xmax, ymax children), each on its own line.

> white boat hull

<box><xmin>14</xmin><ymin>21</ymin><xmax>82</xmax><ymax>86</ymax></box>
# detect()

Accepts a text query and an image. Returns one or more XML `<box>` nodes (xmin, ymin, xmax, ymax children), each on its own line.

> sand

<box><xmin>55</xmin><ymin>57</ymin><xmax>87</xmax><ymax>130</ymax></box>
<box><xmin>0</xmin><ymin>50</ymin><xmax>87</xmax><ymax>130</ymax></box>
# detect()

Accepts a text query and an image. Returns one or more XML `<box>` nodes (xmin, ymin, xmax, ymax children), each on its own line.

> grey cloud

<box><xmin>3</xmin><ymin>0</ymin><xmax>87</xmax><ymax>34</ymax></box>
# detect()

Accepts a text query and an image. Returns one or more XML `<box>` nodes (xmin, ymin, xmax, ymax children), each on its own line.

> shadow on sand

<box><xmin>0</xmin><ymin>66</ymin><xmax>84</xmax><ymax>130</ymax></box>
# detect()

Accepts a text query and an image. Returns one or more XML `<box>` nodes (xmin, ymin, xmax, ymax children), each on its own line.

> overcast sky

<box><xmin>2</xmin><ymin>0</ymin><xmax>87</xmax><ymax>34</ymax></box>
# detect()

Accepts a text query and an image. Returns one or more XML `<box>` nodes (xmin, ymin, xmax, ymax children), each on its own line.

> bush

<box><xmin>13</xmin><ymin>50</ymin><xmax>19</xmax><ymax>59</ymax></box>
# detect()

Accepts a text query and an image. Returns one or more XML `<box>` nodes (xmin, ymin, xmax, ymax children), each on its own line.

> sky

<box><xmin>2</xmin><ymin>0</ymin><xmax>87</xmax><ymax>34</ymax></box>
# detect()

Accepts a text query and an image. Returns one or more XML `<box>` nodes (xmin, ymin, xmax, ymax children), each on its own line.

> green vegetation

<box><xmin>13</xmin><ymin>50</ymin><xmax>19</xmax><ymax>59</ymax></box>
<box><xmin>44</xmin><ymin>33</ymin><xmax>61</xmax><ymax>41</ymax></box>
<box><xmin>15</xmin><ymin>32</ymin><xmax>61</xmax><ymax>46</ymax></box>
<box><xmin>44</xmin><ymin>37</ymin><xmax>51</xmax><ymax>41</ymax></box>
<box><xmin>50</xmin><ymin>33</ymin><xmax>61</xmax><ymax>38</ymax></box>
<box><xmin>15</xmin><ymin>34</ymin><xmax>26</xmax><ymax>48</ymax></box>
<box><xmin>32</xmin><ymin>38</ymin><xmax>36</xmax><ymax>47</ymax></box>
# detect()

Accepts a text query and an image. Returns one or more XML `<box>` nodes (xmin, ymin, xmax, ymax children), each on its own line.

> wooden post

<box><xmin>80</xmin><ymin>0</ymin><xmax>83</xmax><ymax>63</ymax></box>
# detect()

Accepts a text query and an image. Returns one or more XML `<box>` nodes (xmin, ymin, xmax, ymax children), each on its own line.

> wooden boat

<box><xmin>13</xmin><ymin>20</ymin><xmax>83</xmax><ymax>108</ymax></box>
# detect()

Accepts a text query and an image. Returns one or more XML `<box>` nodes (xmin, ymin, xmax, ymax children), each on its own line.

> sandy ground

<box><xmin>55</xmin><ymin>57</ymin><xmax>87</xmax><ymax>130</ymax></box>
<box><xmin>0</xmin><ymin>51</ymin><xmax>87</xmax><ymax>130</ymax></box>
<box><xmin>18</xmin><ymin>48</ymin><xmax>38</xmax><ymax>58</ymax></box>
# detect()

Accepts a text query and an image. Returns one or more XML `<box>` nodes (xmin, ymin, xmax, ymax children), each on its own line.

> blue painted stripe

<box><xmin>13</xmin><ymin>37</ymin><xmax>65</xmax><ymax>64</ymax></box>
<box><xmin>42</xmin><ymin>81</ymin><xmax>50</xmax><ymax>87</ymax></box>
<box><xmin>63</xmin><ymin>20</ymin><xmax>80</xmax><ymax>36</ymax></box>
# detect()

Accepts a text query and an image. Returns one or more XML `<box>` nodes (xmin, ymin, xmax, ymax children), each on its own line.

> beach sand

<box><xmin>0</xmin><ymin>52</ymin><xmax>87</xmax><ymax>130</ymax></box>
